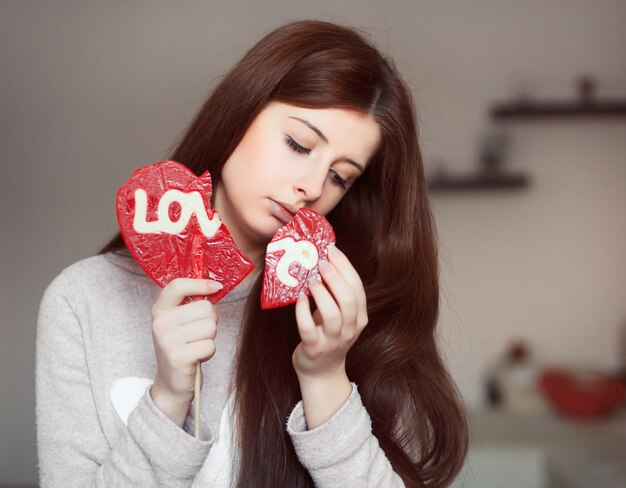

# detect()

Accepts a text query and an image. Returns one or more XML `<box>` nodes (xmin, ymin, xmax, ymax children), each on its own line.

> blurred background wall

<box><xmin>1</xmin><ymin>0</ymin><xmax>625</xmax><ymax>484</ymax></box>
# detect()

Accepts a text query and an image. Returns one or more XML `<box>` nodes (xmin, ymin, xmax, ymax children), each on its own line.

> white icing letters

<box><xmin>133</xmin><ymin>188</ymin><xmax>221</xmax><ymax>237</ymax></box>
<box><xmin>266</xmin><ymin>237</ymin><xmax>319</xmax><ymax>287</ymax></box>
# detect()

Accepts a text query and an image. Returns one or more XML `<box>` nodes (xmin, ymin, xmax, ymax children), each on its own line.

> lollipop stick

<box><xmin>191</xmin><ymin>234</ymin><xmax>203</xmax><ymax>440</ymax></box>
<box><xmin>194</xmin><ymin>362</ymin><xmax>201</xmax><ymax>439</ymax></box>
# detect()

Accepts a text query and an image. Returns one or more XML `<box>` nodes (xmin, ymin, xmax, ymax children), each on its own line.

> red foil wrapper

<box><xmin>116</xmin><ymin>160</ymin><xmax>254</xmax><ymax>303</ymax></box>
<box><xmin>261</xmin><ymin>208</ymin><xmax>336</xmax><ymax>309</ymax></box>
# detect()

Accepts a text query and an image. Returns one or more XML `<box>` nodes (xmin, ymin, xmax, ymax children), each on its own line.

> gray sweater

<box><xmin>36</xmin><ymin>250</ymin><xmax>405</xmax><ymax>487</ymax></box>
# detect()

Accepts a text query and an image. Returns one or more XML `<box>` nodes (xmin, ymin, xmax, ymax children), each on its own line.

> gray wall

<box><xmin>2</xmin><ymin>0</ymin><xmax>625</xmax><ymax>484</ymax></box>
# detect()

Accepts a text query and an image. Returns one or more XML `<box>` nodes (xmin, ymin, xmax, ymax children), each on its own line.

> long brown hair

<box><xmin>102</xmin><ymin>20</ymin><xmax>468</xmax><ymax>487</ymax></box>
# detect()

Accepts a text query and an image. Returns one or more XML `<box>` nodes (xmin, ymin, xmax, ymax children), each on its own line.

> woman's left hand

<box><xmin>292</xmin><ymin>244</ymin><xmax>369</xmax><ymax>380</ymax></box>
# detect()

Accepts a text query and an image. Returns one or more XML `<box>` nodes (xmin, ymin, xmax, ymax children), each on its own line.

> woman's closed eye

<box><xmin>329</xmin><ymin>170</ymin><xmax>348</xmax><ymax>190</ymax></box>
<box><xmin>285</xmin><ymin>135</ymin><xmax>349</xmax><ymax>190</ymax></box>
<box><xmin>284</xmin><ymin>135</ymin><xmax>310</xmax><ymax>155</ymax></box>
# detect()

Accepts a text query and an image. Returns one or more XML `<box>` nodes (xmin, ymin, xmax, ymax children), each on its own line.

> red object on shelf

<box><xmin>539</xmin><ymin>368</ymin><xmax>626</xmax><ymax>420</ymax></box>
<box><xmin>116</xmin><ymin>161</ymin><xmax>254</xmax><ymax>303</ymax></box>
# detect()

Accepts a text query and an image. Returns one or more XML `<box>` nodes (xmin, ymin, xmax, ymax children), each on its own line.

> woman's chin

<box><xmin>243</xmin><ymin>217</ymin><xmax>284</xmax><ymax>248</ymax></box>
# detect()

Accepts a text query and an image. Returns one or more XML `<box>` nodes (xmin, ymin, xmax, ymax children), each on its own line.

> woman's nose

<box><xmin>294</xmin><ymin>166</ymin><xmax>326</xmax><ymax>201</ymax></box>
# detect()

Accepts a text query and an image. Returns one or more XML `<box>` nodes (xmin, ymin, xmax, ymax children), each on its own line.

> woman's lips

<box><xmin>269</xmin><ymin>199</ymin><xmax>296</xmax><ymax>225</ymax></box>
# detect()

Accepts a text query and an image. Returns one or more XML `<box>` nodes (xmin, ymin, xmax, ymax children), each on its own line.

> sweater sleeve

<box><xmin>286</xmin><ymin>383</ymin><xmax>406</xmax><ymax>488</ymax></box>
<box><xmin>35</xmin><ymin>271</ymin><xmax>213</xmax><ymax>487</ymax></box>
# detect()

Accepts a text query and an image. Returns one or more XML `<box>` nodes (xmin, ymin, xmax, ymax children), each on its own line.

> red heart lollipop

<box><xmin>261</xmin><ymin>208</ymin><xmax>336</xmax><ymax>309</ymax></box>
<box><xmin>116</xmin><ymin>160</ymin><xmax>254</xmax><ymax>303</ymax></box>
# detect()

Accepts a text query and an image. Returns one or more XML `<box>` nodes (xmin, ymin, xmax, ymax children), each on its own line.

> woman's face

<box><xmin>214</xmin><ymin>101</ymin><xmax>381</xmax><ymax>263</ymax></box>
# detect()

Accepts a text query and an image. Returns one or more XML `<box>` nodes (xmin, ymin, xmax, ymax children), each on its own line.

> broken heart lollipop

<box><xmin>116</xmin><ymin>160</ymin><xmax>254</xmax><ymax>303</ymax></box>
<box><xmin>261</xmin><ymin>208</ymin><xmax>336</xmax><ymax>309</ymax></box>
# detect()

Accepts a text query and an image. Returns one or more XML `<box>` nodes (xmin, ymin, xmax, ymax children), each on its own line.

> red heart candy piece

<box><xmin>261</xmin><ymin>208</ymin><xmax>336</xmax><ymax>309</ymax></box>
<box><xmin>116</xmin><ymin>160</ymin><xmax>254</xmax><ymax>303</ymax></box>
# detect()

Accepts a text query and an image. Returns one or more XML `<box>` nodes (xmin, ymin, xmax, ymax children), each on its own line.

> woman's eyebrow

<box><xmin>288</xmin><ymin>116</ymin><xmax>366</xmax><ymax>172</ymax></box>
<box><xmin>289</xmin><ymin>116</ymin><xmax>328</xmax><ymax>143</ymax></box>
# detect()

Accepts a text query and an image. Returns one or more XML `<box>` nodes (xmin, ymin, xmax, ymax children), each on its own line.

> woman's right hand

<box><xmin>149</xmin><ymin>278</ymin><xmax>223</xmax><ymax>426</ymax></box>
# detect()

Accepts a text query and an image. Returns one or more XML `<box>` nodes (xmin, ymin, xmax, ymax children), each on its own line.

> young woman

<box><xmin>36</xmin><ymin>20</ymin><xmax>468</xmax><ymax>487</ymax></box>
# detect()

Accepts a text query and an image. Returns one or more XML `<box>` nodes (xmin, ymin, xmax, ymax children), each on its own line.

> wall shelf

<box><xmin>491</xmin><ymin>99</ymin><xmax>626</xmax><ymax>120</ymax></box>
<box><xmin>427</xmin><ymin>94</ymin><xmax>626</xmax><ymax>193</ymax></box>
<box><xmin>427</xmin><ymin>171</ymin><xmax>529</xmax><ymax>192</ymax></box>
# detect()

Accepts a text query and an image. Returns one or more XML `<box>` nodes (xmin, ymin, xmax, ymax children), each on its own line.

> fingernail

<box><xmin>208</xmin><ymin>280</ymin><xmax>223</xmax><ymax>290</ymax></box>
<box><xmin>327</xmin><ymin>243</ymin><xmax>340</xmax><ymax>256</ymax></box>
<box><xmin>308</xmin><ymin>274</ymin><xmax>321</xmax><ymax>286</ymax></box>
<box><xmin>318</xmin><ymin>259</ymin><xmax>331</xmax><ymax>272</ymax></box>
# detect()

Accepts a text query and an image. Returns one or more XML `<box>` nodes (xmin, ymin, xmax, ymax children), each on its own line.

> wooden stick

<box><xmin>194</xmin><ymin>361</ymin><xmax>201</xmax><ymax>439</ymax></box>
<box><xmin>191</xmin><ymin>233</ymin><xmax>203</xmax><ymax>440</ymax></box>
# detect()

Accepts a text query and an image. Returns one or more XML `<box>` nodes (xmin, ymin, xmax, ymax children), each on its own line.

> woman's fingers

<box><xmin>326</xmin><ymin>245</ymin><xmax>368</xmax><ymax>329</ymax></box>
<box><xmin>301</xmin><ymin>245</ymin><xmax>370</xmax><ymax>341</ymax></box>
<box><xmin>308</xmin><ymin>276</ymin><xmax>343</xmax><ymax>337</ymax></box>
<box><xmin>154</xmin><ymin>278</ymin><xmax>223</xmax><ymax>312</ymax></box>
<box><xmin>170</xmin><ymin>299</ymin><xmax>217</xmax><ymax>325</ymax></box>
<box><xmin>292</xmin><ymin>246</ymin><xmax>370</xmax><ymax>379</ymax></box>
<box><xmin>185</xmin><ymin>339</ymin><xmax>216</xmax><ymax>363</ymax></box>
<box><xmin>150</xmin><ymin>278</ymin><xmax>221</xmax><ymax>399</ymax></box>
<box><xmin>327</xmin><ymin>246</ymin><xmax>366</xmax><ymax>301</ymax></box>
<box><xmin>177</xmin><ymin>318</ymin><xmax>217</xmax><ymax>344</ymax></box>
<box><xmin>295</xmin><ymin>293</ymin><xmax>319</xmax><ymax>345</ymax></box>
<box><xmin>317</xmin><ymin>259</ymin><xmax>358</xmax><ymax>327</ymax></box>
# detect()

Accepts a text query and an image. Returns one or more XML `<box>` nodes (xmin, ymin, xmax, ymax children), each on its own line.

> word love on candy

<box><xmin>116</xmin><ymin>160</ymin><xmax>254</xmax><ymax>303</ymax></box>
<box><xmin>133</xmin><ymin>188</ymin><xmax>222</xmax><ymax>237</ymax></box>
<box><xmin>261</xmin><ymin>208</ymin><xmax>336</xmax><ymax>309</ymax></box>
